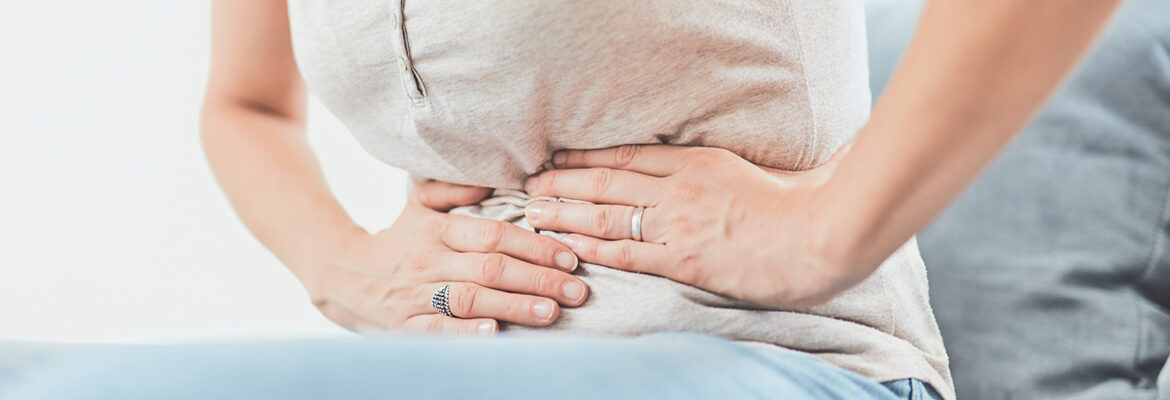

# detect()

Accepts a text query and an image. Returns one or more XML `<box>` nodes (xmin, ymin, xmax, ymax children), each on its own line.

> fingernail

<box><xmin>478</xmin><ymin>321</ymin><xmax>496</xmax><ymax>335</ymax></box>
<box><xmin>554</xmin><ymin>250</ymin><xmax>577</xmax><ymax>271</ymax></box>
<box><xmin>561</xmin><ymin>235</ymin><xmax>580</xmax><ymax>250</ymax></box>
<box><xmin>552</xmin><ymin>151</ymin><xmax>567</xmax><ymax>167</ymax></box>
<box><xmin>525</xmin><ymin>204</ymin><xmax>544</xmax><ymax>221</ymax></box>
<box><xmin>533</xmin><ymin>301</ymin><xmax>554</xmax><ymax>319</ymax></box>
<box><xmin>562</xmin><ymin>281</ymin><xmax>584</xmax><ymax>301</ymax></box>
<box><xmin>525</xmin><ymin>176</ymin><xmax>540</xmax><ymax>192</ymax></box>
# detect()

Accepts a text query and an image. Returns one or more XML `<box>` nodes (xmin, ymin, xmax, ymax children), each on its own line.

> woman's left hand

<box><xmin>523</xmin><ymin>144</ymin><xmax>865</xmax><ymax>308</ymax></box>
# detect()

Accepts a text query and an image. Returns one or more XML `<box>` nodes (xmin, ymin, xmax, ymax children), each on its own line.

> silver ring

<box><xmin>432</xmin><ymin>283</ymin><xmax>453</xmax><ymax>317</ymax></box>
<box><xmin>630</xmin><ymin>206</ymin><xmax>645</xmax><ymax>242</ymax></box>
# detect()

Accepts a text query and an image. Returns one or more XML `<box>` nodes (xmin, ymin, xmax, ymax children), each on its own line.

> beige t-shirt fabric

<box><xmin>286</xmin><ymin>1</ymin><xmax>954</xmax><ymax>398</ymax></box>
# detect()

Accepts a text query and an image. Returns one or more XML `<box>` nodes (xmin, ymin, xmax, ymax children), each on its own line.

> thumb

<box><xmin>410</xmin><ymin>180</ymin><xmax>493</xmax><ymax>212</ymax></box>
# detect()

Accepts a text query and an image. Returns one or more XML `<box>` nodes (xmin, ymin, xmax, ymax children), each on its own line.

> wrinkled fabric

<box><xmin>289</xmin><ymin>1</ymin><xmax>953</xmax><ymax>398</ymax></box>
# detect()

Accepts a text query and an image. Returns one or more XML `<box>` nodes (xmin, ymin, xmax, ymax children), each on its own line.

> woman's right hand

<box><xmin>301</xmin><ymin>180</ymin><xmax>589</xmax><ymax>335</ymax></box>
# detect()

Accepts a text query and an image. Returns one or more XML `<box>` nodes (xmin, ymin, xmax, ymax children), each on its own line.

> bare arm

<box><xmin>816</xmin><ymin>0</ymin><xmax>1122</xmax><ymax>280</ymax></box>
<box><xmin>519</xmin><ymin>0</ymin><xmax>1123</xmax><ymax>307</ymax></box>
<box><xmin>200</xmin><ymin>0</ymin><xmax>358</xmax><ymax>283</ymax></box>
<box><xmin>202</xmin><ymin>0</ymin><xmax>587</xmax><ymax>332</ymax></box>
<box><xmin>201</xmin><ymin>0</ymin><xmax>359</xmax><ymax>280</ymax></box>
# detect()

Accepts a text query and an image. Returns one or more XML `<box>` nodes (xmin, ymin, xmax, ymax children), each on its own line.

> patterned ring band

<box><xmin>630</xmin><ymin>206</ymin><xmax>645</xmax><ymax>242</ymax></box>
<box><xmin>431</xmin><ymin>283</ymin><xmax>454</xmax><ymax>317</ymax></box>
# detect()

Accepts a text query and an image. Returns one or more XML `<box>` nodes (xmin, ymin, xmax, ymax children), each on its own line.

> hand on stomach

<box><xmin>303</xmin><ymin>180</ymin><xmax>589</xmax><ymax>335</ymax></box>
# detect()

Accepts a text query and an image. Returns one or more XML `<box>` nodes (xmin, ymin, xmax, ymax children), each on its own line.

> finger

<box><xmin>551</xmin><ymin>145</ymin><xmax>690</xmax><ymax>177</ymax></box>
<box><xmin>525</xmin><ymin>201</ymin><xmax>661</xmax><ymax>243</ymax></box>
<box><xmin>410</xmin><ymin>180</ymin><xmax>493</xmax><ymax>212</ymax></box>
<box><xmin>402</xmin><ymin>314</ymin><xmax>498</xmax><ymax>336</ymax></box>
<box><xmin>437</xmin><ymin>252</ymin><xmax>589</xmax><ymax>306</ymax></box>
<box><xmin>561</xmin><ymin>234</ymin><xmax>677</xmax><ymax>279</ymax></box>
<box><xmin>440</xmin><ymin>282</ymin><xmax>560</xmax><ymax>327</ymax></box>
<box><xmin>440</xmin><ymin>216</ymin><xmax>579</xmax><ymax>272</ymax></box>
<box><xmin>524</xmin><ymin>168</ymin><xmax>662</xmax><ymax>206</ymax></box>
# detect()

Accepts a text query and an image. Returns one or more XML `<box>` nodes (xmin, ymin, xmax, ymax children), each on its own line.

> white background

<box><xmin>0</xmin><ymin>2</ymin><xmax>407</xmax><ymax>343</ymax></box>
<box><xmin>0</xmin><ymin>2</ymin><xmax>911</xmax><ymax>345</ymax></box>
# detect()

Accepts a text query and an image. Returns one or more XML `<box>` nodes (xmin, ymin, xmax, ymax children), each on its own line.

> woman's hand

<box><xmin>304</xmin><ymin>181</ymin><xmax>589</xmax><ymax>335</ymax></box>
<box><xmin>523</xmin><ymin>144</ymin><xmax>862</xmax><ymax>308</ymax></box>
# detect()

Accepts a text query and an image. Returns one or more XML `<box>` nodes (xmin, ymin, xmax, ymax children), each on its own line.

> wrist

<box><xmin>805</xmin><ymin>186</ymin><xmax>881</xmax><ymax>297</ymax></box>
<box><xmin>288</xmin><ymin>223</ymin><xmax>372</xmax><ymax>298</ymax></box>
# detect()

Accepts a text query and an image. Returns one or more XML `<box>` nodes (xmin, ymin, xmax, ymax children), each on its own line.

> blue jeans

<box><xmin>2</xmin><ymin>332</ymin><xmax>940</xmax><ymax>400</ymax></box>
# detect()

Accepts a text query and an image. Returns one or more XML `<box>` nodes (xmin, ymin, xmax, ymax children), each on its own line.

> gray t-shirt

<box><xmin>287</xmin><ymin>1</ymin><xmax>953</xmax><ymax>398</ymax></box>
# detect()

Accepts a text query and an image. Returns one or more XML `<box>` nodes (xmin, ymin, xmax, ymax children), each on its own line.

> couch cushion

<box><xmin>866</xmin><ymin>1</ymin><xmax>1170</xmax><ymax>398</ymax></box>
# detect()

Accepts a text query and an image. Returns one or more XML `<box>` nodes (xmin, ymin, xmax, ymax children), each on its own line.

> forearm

<box><xmin>817</xmin><ymin>0</ymin><xmax>1120</xmax><ymax>275</ymax></box>
<box><xmin>200</xmin><ymin>101</ymin><xmax>365</xmax><ymax>283</ymax></box>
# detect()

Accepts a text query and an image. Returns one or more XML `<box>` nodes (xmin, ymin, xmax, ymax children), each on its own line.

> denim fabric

<box><xmin>1</xmin><ymin>333</ymin><xmax>933</xmax><ymax>400</ymax></box>
<box><xmin>884</xmin><ymin>378</ymin><xmax>943</xmax><ymax>400</ymax></box>
<box><xmin>867</xmin><ymin>0</ymin><xmax>1170</xmax><ymax>399</ymax></box>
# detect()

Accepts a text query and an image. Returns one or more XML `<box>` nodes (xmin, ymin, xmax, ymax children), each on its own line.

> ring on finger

<box><xmin>630</xmin><ymin>206</ymin><xmax>645</xmax><ymax>242</ymax></box>
<box><xmin>432</xmin><ymin>282</ymin><xmax>454</xmax><ymax>317</ymax></box>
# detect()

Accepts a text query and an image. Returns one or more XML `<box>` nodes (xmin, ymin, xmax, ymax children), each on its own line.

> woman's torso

<box><xmin>288</xmin><ymin>0</ymin><xmax>869</xmax><ymax>187</ymax></box>
<box><xmin>286</xmin><ymin>1</ymin><xmax>953</xmax><ymax>398</ymax></box>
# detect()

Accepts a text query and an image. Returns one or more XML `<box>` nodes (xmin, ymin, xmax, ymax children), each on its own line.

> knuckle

<box><xmin>614</xmin><ymin>242</ymin><xmax>635</xmax><ymax>269</ymax></box>
<box><xmin>669</xmin><ymin>182</ymin><xmax>706</xmax><ymax>202</ymax></box>
<box><xmin>403</xmin><ymin>287</ymin><xmax>429</xmax><ymax>311</ymax></box>
<box><xmin>452</xmin><ymin>284</ymin><xmax>479</xmax><ymax>317</ymax></box>
<box><xmin>613</xmin><ymin>145</ymin><xmax>639</xmax><ymax>167</ymax></box>
<box><xmin>577</xmin><ymin>236</ymin><xmax>599</xmax><ymax>259</ymax></box>
<box><xmin>593</xmin><ymin>207</ymin><xmax>613</xmax><ymax>234</ymax></box>
<box><xmin>543</xmin><ymin>204</ymin><xmax>562</xmax><ymax>224</ymax></box>
<box><xmin>402</xmin><ymin>251</ymin><xmax>435</xmax><ymax>273</ymax></box>
<box><xmin>505</xmin><ymin>297</ymin><xmax>528</xmax><ymax>321</ymax></box>
<box><xmin>477</xmin><ymin>253</ymin><xmax>508</xmax><ymax>286</ymax></box>
<box><xmin>538</xmin><ymin>171</ymin><xmax>556</xmax><ymax>192</ymax></box>
<box><xmin>528</xmin><ymin>271</ymin><xmax>554</xmax><ymax>295</ymax></box>
<box><xmin>587</xmin><ymin>168</ymin><xmax>614</xmax><ymax>195</ymax></box>
<box><xmin>676</xmin><ymin>219</ymin><xmax>701</xmax><ymax>235</ymax></box>
<box><xmin>426</xmin><ymin>316</ymin><xmax>445</xmax><ymax>332</ymax></box>
<box><xmin>540</xmin><ymin>171</ymin><xmax>554</xmax><ymax>190</ymax></box>
<box><xmin>477</xmin><ymin>221</ymin><xmax>507</xmax><ymax>251</ymax></box>
<box><xmin>413</xmin><ymin>189</ymin><xmax>432</xmax><ymax>207</ymax></box>
<box><xmin>527</xmin><ymin>236</ymin><xmax>547</xmax><ymax>262</ymax></box>
<box><xmin>433</xmin><ymin>217</ymin><xmax>455</xmax><ymax>240</ymax></box>
<box><xmin>666</xmin><ymin>213</ymin><xmax>699</xmax><ymax>235</ymax></box>
<box><xmin>538</xmin><ymin>239</ymin><xmax>562</xmax><ymax>268</ymax></box>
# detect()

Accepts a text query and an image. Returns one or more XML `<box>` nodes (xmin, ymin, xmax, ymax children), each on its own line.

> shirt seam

<box><xmin>779</xmin><ymin>0</ymin><xmax>820</xmax><ymax>170</ymax></box>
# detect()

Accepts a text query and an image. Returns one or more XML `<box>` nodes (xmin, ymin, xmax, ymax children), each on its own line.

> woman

<box><xmin>4</xmin><ymin>1</ymin><xmax>1116</xmax><ymax>399</ymax></box>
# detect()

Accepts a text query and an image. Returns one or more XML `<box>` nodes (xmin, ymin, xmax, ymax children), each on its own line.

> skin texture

<box><xmin>525</xmin><ymin>145</ymin><xmax>851</xmax><ymax>307</ymax></box>
<box><xmin>202</xmin><ymin>0</ymin><xmax>1121</xmax><ymax>332</ymax></box>
<box><xmin>201</xmin><ymin>0</ymin><xmax>587</xmax><ymax>335</ymax></box>
<box><xmin>526</xmin><ymin>1</ymin><xmax>1122</xmax><ymax>307</ymax></box>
